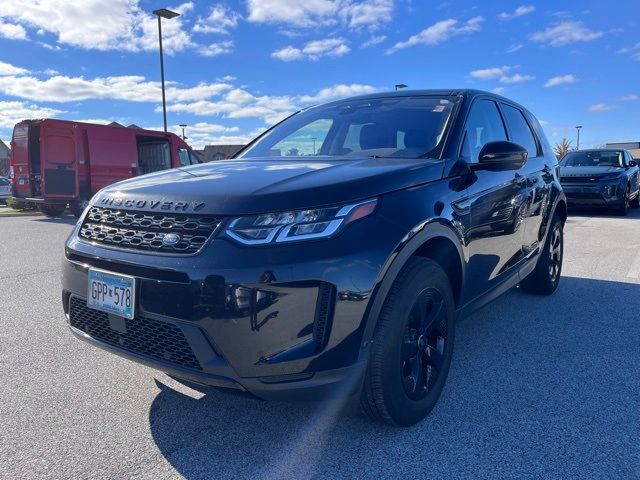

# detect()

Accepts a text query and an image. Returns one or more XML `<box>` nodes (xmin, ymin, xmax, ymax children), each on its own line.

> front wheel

<box><xmin>360</xmin><ymin>257</ymin><xmax>455</xmax><ymax>427</ymax></box>
<box><xmin>617</xmin><ymin>185</ymin><xmax>630</xmax><ymax>215</ymax></box>
<box><xmin>520</xmin><ymin>213</ymin><xmax>563</xmax><ymax>295</ymax></box>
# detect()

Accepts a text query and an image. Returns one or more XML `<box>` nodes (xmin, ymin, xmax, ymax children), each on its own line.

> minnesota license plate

<box><xmin>87</xmin><ymin>268</ymin><xmax>136</xmax><ymax>319</ymax></box>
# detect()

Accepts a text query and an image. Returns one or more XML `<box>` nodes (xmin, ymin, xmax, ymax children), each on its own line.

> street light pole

<box><xmin>575</xmin><ymin>125</ymin><xmax>582</xmax><ymax>150</ymax></box>
<box><xmin>153</xmin><ymin>8</ymin><xmax>180</xmax><ymax>132</ymax></box>
<box><xmin>395</xmin><ymin>83</ymin><xmax>408</xmax><ymax>91</ymax></box>
<box><xmin>179</xmin><ymin>124</ymin><xmax>187</xmax><ymax>140</ymax></box>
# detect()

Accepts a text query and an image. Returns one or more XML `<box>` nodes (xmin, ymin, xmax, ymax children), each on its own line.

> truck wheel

<box><xmin>360</xmin><ymin>257</ymin><xmax>455</xmax><ymax>427</ymax></box>
<box><xmin>70</xmin><ymin>199</ymin><xmax>90</xmax><ymax>218</ymax></box>
<box><xmin>520</xmin><ymin>214</ymin><xmax>563</xmax><ymax>295</ymax></box>
<box><xmin>38</xmin><ymin>204</ymin><xmax>66</xmax><ymax>217</ymax></box>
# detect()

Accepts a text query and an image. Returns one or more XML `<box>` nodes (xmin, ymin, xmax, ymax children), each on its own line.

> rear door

<box><xmin>10</xmin><ymin>121</ymin><xmax>31</xmax><ymax>198</ymax></box>
<box><xmin>499</xmin><ymin>103</ymin><xmax>551</xmax><ymax>255</ymax></box>
<box><xmin>41</xmin><ymin>121</ymin><xmax>79</xmax><ymax>198</ymax></box>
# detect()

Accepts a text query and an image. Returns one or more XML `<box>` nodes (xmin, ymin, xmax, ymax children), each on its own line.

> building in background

<box><xmin>606</xmin><ymin>142</ymin><xmax>640</xmax><ymax>159</ymax></box>
<box><xmin>0</xmin><ymin>140</ymin><xmax>10</xmax><ymax>176</ymax></box>
<box><xmin>195</xmin><ymin>144</ymin><xmax>245</xmax><ymax>162</ymax></box>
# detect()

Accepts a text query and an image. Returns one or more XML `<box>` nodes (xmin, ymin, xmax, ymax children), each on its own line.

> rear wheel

<box><xmin>70</xmin><ymin>198</ymin><xmax>90</xmax><ymax>218</ymax></box>
<box><xmin>38</xmin><ymin>203</ymin><xmax>66</xmax><ymax>217</ymax></box>
<box><xmin>360</xmin><ymin>257</ymin><xmax>455</xmax><ymax>427</ymax></box>
<box><xmin>520</xmin><ymin>213</ymin><xmax>563</xmax><ymax>295</ymax></box>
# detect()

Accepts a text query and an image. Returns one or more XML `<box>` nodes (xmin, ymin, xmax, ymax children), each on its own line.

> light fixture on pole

<box><xmin>395</xmin><ymin>83</ymin><xmax>408</xmax><ymax>91</ymax></box>
<box><xmin>153</xmin><ymin>8</ymin><xmax>180</xmax><ymax>132</ymax></box>
<box><xmin>179</xmin><ymin>124</ymin><xmax>188</xmax><ymax>140</ymax></box>
<box><xmin>575</xmin><ymin>125</ymin><xmax>582</xmax><ymax>150</ymax></box>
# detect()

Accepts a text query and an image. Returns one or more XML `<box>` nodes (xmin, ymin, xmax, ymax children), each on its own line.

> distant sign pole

<box><xmin>153</xmin><ymin>8</ymin><xmax>180</xmax><ymax>132</ymax></box>
<box><xmin>575</xmin><ymin>125</ymin><xmax>582</xmax><ymax>150</ymax></box>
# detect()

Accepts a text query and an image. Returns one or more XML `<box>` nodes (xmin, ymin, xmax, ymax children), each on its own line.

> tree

<box><xmin>553</xmin><ymin>138</ymin><xmax>572</xmax><ymax>160</ymax></box>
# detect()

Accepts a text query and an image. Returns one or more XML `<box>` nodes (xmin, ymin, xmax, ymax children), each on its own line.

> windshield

<box><xmin>240</xmin><ymin>96</ymin><xmax>455</xmax><ymax>159</ymax></box>
<box><xmin>0</xmin><ymin>178</ymin><xmax>9</xmax><ymax>185</ymax></box>
<box><xmin>561</xmin><ymin>151</ymin><xmax>624</xmax><ymax>168</ymax></box>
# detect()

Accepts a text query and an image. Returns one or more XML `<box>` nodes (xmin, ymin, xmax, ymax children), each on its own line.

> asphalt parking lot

<box><xmin>1</xmin><ymin>209</ymin><xmax>640</xmax><ymax>479</ymax></box>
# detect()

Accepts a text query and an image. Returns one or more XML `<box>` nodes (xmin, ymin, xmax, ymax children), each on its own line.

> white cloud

<box><xmin>0</xmin><ymin>19</ymin><xmax>28</xmax><ymax>40</ymax></box>
<box><xmin>0</xmin><ymin>61</ymin><xmax>28</xmax><ymax>76</ymax></box>
<box><xmin>199</xmin><ymin>40</ymin><xmax>234</xmax><ymax>56</ymax></box>
<box><xmin>0</xmin><ymin>100</ymin><xmax>63</xmax><ymax>129</ymax></box>
<box><xmin>193</xmin><ymin>4</ymin><xmax>241</xmax><ymax>34</ymax></box>
<box><xmin>0</xmin><ymin>1</ymin><xmax>199</xmax><ymax>54</ymax></box>
<box><xmin>246</xmin><ymin>0</ymin><xmax>393</xmax><ymax>30</ymax></box>
<box><xmin>498</xmin><ymin>5</ymin><xmax>535</xmax><ymax>20</ymax></box>
<box><xmin>588</xmin><ymin>103</ymin><xmax>614</xmax><ymax>112</ymax></box>
<box><xmin>499</xmin><ymin>73</ymin><xmax>534</xmax><ymax>84</ymax></box>
<box><xmin>506</xmin><ymin>43</ymin><xmax>524</xmax><ymax>53</ymax></box>
<box><xmin>531</xmin><ymin>21</ymin><xmax>603</xmax><ymax>46</ymax></box>
<box><xmin>272</xmin><ymin>38</ymin><xmax>350</xmax><ymax>61</ymax></box>
<box><xmin>470</xmin><ymin>66</ymin><xmax>533</xmax><ymax>84</ymax></box>
<box><xmin>0</xmin><ymin>74</ymin><xmax>232</xmax><ymax>103</ymax></box>
<box><xmin>386</xmin><ymin>16</ymin><xmax>483</xmax><ymax>54</ymax></box>
<box><xmin>619</xmin><ymin>94</ymin><xmax>638</xmax><ymax>102</ymax></box>
<box><xmin>299</xmin><ymin>83</ymin><xmax>379</xmax><ymax>103</ymax></box>
<box><xmin>491</xmin><ymin>87</ymin><xmax>506</xmax><ymax>95</ymax></box>
<box><xmin>544</xmin><ymin>74</ymin><xmax>577</xmax><ymax>87</ymax></box>
<box><xmin>362</xmin><ymin>35</ymin><xmax>387</xmax><ymax>48</ymax></box>
<box><xmin>470</xmin><ymin>65</ymin><xmax>512</xmax><ymax>80</ymax></box>
<box><xmin>618</xmin><ymin>42</ymin><xmax>640</xmax><ymax>61</ymax></box>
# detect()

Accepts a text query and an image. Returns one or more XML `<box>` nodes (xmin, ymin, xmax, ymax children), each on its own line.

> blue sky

<box><xmin>0</xmin><ymin>0</ymin><xmax>637</xmax><ymax>149</ymax></box>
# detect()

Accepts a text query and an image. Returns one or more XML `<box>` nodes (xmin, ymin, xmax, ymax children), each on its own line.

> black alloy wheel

<box><xmin>401</xmin><ymin>288</ymin><xmax>447</xmax><ymax>400</ymax></box>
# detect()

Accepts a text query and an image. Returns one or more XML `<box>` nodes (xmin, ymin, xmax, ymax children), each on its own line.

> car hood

<box><xmin>94</xmin><ymin>156</ymin><xmax>444</xmax><ymax>215</ymax></box>
<box><xmin>560</xmin><ymin>166</ymin><xmax>625</xmax><ymax>178</ymax></box>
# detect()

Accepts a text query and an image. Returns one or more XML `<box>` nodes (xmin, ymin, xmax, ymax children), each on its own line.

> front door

<box><xmin>461</xmin><ymin>98</ymin><xmax>528</xmax><ymax>301</ymax></box>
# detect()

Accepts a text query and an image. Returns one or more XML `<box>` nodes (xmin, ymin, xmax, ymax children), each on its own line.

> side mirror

<box><xmin>628</xmin><ymin>160</ymin><xmax>637</xmax><ymax>167</ymax></box>
<box><xmin>476</xmin><ymin>141</ymin><xmax>528</xmax><ymax>170</ymax></box>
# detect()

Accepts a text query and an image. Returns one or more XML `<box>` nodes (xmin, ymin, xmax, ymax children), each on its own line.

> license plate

<box><xmin>87</xmin><ymin>269</ymin><xmax>136</xmax><ymax>319</ymax></box>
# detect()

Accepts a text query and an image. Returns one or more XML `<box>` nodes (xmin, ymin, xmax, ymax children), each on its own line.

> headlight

<box><xmin>225</xmin><ymin>198</ymin><xmax>378</xmax><ymax>245</ymax></box>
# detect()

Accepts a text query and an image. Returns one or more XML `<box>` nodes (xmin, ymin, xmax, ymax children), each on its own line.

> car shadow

<box><xmin>33</xmin><ymin>216</ymin><xmax>77</xmax><ymax>225</ymax></box>
<box><xmin>148</xmin><ymin>275</ymin><xmax>640</xmax><ymax>479</ymax></box>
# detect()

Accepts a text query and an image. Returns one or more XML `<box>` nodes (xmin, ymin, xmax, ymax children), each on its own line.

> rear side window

<box><xmin>461</xmin><ymin>99</ymin><xmax>507</xmax><ymax>162</ymax></box>
<box><xmin>501</xmin><ymin>104</ymin><xmax>538</xmax><ymax>158</ymax></box>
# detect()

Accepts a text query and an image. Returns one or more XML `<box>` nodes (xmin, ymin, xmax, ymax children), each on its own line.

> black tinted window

<box><xmin>461</xmin><ymin>99</ymin><xmax>507</xmax><ymax>162</ymax></box>
<box><xmin>561</xmin><ymin>151</ymin><xmax>624</xmax><ymax>167</ymax></box>
<box><xmin>501</xmin><ymin>104</ymin><xmax>538</xmax><ymax>157</ymax></box>
<box><xmin>0</xmin><ymin>178</ymin><xmax>9</xmax><ymax>186</ymax></box>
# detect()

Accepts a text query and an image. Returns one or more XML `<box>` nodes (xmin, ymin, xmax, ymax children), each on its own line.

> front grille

<box><xmin>69</xmin><ymin>296</ymin><xmax>202</xmax><ymax>370</ymax></box>
<box><xmin>560</xmin><ymin>176</ymin><xmax>599</xmax><ymax>184</ymax></box>
<box><xmin>79</xmin><ymin>206</ymin><xmax>222</xmax><ymax>254</ymax></box>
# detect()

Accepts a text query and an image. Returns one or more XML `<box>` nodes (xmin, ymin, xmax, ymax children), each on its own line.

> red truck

<box><xmin>9</xmin><ymin>119</ymin><xmax>200</xmax><ymax>217</ymax></box>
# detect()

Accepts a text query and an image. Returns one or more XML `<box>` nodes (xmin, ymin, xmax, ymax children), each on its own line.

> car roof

<box><xmin>314</xmin><ymin>88</ymin><xmax>527</xmax><ymax>112</ymax></box>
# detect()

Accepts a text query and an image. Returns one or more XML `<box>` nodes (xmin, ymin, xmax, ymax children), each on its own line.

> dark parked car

<box><xmin>559</xmin><ymin>149</ymin><xmax>640</xmax><ymax>215</ymax></box>
<box><xmin>62</xmin><ymin>90</ymin><xmax>566</xmax><ymax>426</ymax></box>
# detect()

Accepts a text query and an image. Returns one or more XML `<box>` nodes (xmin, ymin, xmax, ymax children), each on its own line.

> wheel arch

<box><xmin>359</xmin><ymin>219</ymin><xmax>466</xmax><ymax>356</ymax></box>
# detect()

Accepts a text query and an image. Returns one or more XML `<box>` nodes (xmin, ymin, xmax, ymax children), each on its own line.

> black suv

<box><xmin>62</xmin><ymin>90</ymin><xmax>566</xmax><ymax>426</ymax></box>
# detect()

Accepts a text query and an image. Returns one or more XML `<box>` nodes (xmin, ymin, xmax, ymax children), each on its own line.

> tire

<box><xmin>617</xmin><ymin>185</ymin><xmax>630</xmax><ymax>216</ymax></box>
<box><xmin>38</xmin><ymin>203</ymin><xmax>66</xmax><ymax>217</ymax></box>
<box><xmin>630</xmin><ymin>190</ymin><xmax>640</xmax><ymax>208</ymax></box>
<box><xmin>70</xmin><ymin>198</ymin><xmax>90</xmax><ymax>218</ymax></box>
<box><xmin>360</xmin><ymin>257</ymin><xmax>455</xmax><ymax>427</ymax></box>
<box><xmin>520</xmin><ymin>213</ymin><xmax>563</xmax><ymax>295</ymax></box>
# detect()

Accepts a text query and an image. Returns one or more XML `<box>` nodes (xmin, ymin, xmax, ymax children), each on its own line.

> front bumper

<box><xmin>62</xmin><ymin>210</ymin><xmax>403</xmax><ymax>400</ymax></box>
<box><xmin>561</xmin><ymin>183</ymin><xmax>625</xmax><ymax>208</ymax></box>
